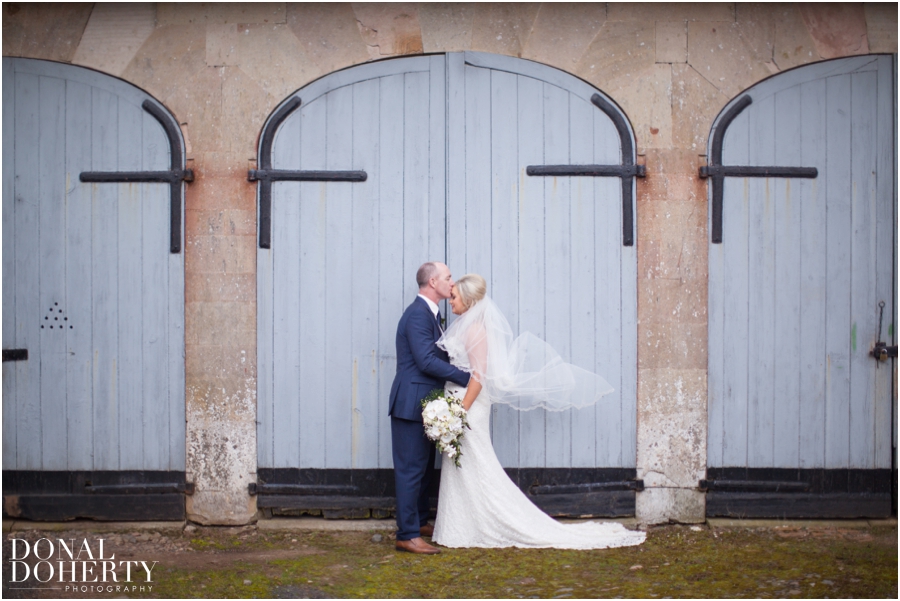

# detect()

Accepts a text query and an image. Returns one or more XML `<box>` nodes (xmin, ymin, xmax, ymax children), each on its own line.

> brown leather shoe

<box><xmin>419</xmin><ymin>523</ymin><xmax>434</xmax><ymax>537</ymax></box>
<box><xmin>395</xmin><ymin>537</ymin><xmax>441</xmax><ymax>555</ymax></box>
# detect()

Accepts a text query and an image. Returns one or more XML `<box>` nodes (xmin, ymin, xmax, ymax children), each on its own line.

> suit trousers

<box><xmin>391</xmin><ymin>416</ymin><xmax>436</xmax><ymax>541</ymax></box>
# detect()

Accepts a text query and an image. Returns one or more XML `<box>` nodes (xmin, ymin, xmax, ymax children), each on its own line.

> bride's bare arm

<box><xmin>461</xmin><ymin>323</ymin><xmax>487</xmax><ymax>411</ymax></box>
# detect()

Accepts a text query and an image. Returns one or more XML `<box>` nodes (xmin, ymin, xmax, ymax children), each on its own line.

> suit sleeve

<box><xmin>406</xmin><ymin>309</ymin><xmax>471</xmax><ymax>387</ymax></box>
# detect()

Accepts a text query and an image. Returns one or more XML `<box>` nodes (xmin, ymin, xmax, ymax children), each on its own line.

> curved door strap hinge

<box><xmin>701</xmin><ymin>95</ymin><xmax>818</xmax><ymax>244</ymax></box>
<box><xmin>79</xmin><ymin>100</ymin><xmax>190</xmax><ymax>254</ymax></box>
<box><xmin>525</xmin><ymin>93</ymin><xmax>643</xmax><ymax>247</ymax></box>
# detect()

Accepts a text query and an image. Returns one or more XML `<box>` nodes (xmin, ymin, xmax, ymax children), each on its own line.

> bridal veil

<box><xmin>437</xmin><ymin>296</ymin><xmax>614</xmax><ymax>411</ymax></box>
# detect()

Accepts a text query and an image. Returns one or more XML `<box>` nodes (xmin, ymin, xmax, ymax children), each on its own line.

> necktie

<box><xmin>436</xmin><ymin>311</ymin><xmax>443</xmax><ymax>332</ymax></box>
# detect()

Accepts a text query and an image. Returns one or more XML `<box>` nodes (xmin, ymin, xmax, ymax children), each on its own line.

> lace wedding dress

<box><xmin>432</xmin><ymin>383</ymin><xmax>646</xmax><ymax>549</ymax></box>
<box><xmin>431</xmin><ymin>296</ymin><xmax>646</xmax><ymax>549</ymax></box>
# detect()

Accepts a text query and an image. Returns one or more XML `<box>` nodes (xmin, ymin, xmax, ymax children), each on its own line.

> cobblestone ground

<box><xmin>2</xmin><ymin>522</ymin><xmax>896</xmax><ymax>598</ymax></box>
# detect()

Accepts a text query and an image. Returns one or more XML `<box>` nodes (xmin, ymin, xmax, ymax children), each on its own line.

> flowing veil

<box><xmin>437</xmin><ymin>296</ymin><xmax>614</xmax><ymax>411</ymax></box>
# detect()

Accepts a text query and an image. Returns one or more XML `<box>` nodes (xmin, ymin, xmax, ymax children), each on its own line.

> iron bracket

<box><xmin>2</xmin><ymin>349</ymin><xmax>28</xmax><ymax>362</ymax></box>
<box><xmin>525</xmin><ymin>93</ymin><xmax>643</xmax><ymax>246</ymax></box>
<box><xmin>703</xmin><ymin>95</ymin><xmax>818</xmax><ymax>244</ymax></box>
<box><xmin>699</xmin><ymin>479</ymin><xmax>809</xmax><ymax>493</ymax></box>
<box><xmin>530</xmin><ymin>480</ymin><xmax>644</xmax><ymax>494</ymax></box>
<box><xmin>79</xmin><ymin>99</ymin><xmax>190</xmax><ymax>253</ymax></box>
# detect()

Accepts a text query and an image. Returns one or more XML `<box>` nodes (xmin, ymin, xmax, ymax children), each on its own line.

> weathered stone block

<box><xmin>157</xmin><ymin>2</ymin><xmax>285</xmax><ymax>26</ymax></box>
<box><xmin>2</xmin><ymin>2</ymin><xmax>92</xmax><ymax>62</ymax></box>
<box><xmin>121</xmin><ymin>25</ymin><xmax>209</xmax><ymax>106</ymax></box>
<box><xmin>771</xmin><ymin>3</ymin><xmax>820</xmax><ymax>71</ymax></box>
<box><xmin>639</xmin><ymin>237</ymin><xmax>707</xmax><ymax>281</ymax></box>
<box><xmin>186</xmin><ymin>235</ymin><xmax>256</xmax><ymax>275</ymax></box>
<box><xmin>575</xmin><ymin>20</ymin><xmax>656</xmax><ymax>92</ymax></box>
<box><xmin>865</xmin><ymin>3</ymin><xmax>898</xmax><ymax>53</ymax></box>
<box><xmin>286</xmin><ymin>2</ymin><xmax>371</xmax><ymax>73</ymax></box>
<box><xmin>188</xmin><ymin>302</ymin><xmax>256</xmax><ymax>347</ymax></box>
<box><xmin>185</xmin><ymin>273</ymin><xmax>256</xmax><ymax>303</ymax></box>
<box><xmin>72</xmin><ymin>3</ymin><xmax>156</xmax><ymax>77</ymax></box>
<box><xmin>522</xmin><ymin>2</ymin><xmax>606</xmax><ymax>70</ymax></box>
<box><xmin>636</xmin><ymin>487</ymin><xmax>706</xmax><ymax>524</ymax></box>
<box><xmin>186</xmin><ymin>175</ymin><xmax>256</xmax><ymax>212</ymax></box>
<box><xmin>655</xmin><ymin>20</ymin><xmax>686</xmax><ymax>63</ymax></box>
<box><xmin>638</xmin><ymin>320</ymin><xmax>708</xmax><ymax>370</ymax></box>
<box><xmin>637</xmin><ymin>368</ymin><xmax>707</xmax><ymax>487</ymax></box>
<box><xmin>608</xmin><ymin>3</ymin><xmax>734</xmax><ymax>23</ymax></box>
<box><xmin>614</xmin><ymin>64</ymin><xmax>673</xmax><ymax>151</ymax></box>
<box><xmin>637</xmin><ymin>199</ymin><xmax>706</xmax><ymax>242</ymax></box>
<box><xmin>419</xmin><ymin>2</ymin><xmax>475</xmax><ymax>53</ymax></box>
<box><xmin>639</xmin><ymin>275</ymin><xmax>708</xmax><ymax>325</ymax></box>
<box><xmin>470</xmin><ymin>2</ymin><xmax>541</xmax><ymax>57</ymax></box>
<box><xmin>352</xmin><ymin>3</ymin><xmax>423</xmax><ymax>59</ymax></box>
<box><xmin>798</xmin><ymin>3</ymin><xmax>869</xmax><ymax>59</ymax></box>
<box><xmin>687</xmin><ymin>20</ymin><xmax>775</xmax><ymax>100</ymax></box>
<box><xmin>670</xmin><ymin>63</ymin><xmax>730</xmax><ymax>152</ymax></box>
<box><xmin>220</xmin><ymin>65</ymin><xmax>285</xmax><ymax>157</ymax></box>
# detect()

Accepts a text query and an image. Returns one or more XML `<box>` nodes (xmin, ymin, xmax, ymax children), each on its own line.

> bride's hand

<box><xmin>461</xmin><ymin>377</ymin><xmax>482</xmax><ymax>411</ymax></box>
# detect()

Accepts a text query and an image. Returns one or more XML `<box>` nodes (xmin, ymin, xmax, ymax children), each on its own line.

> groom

<box><xmin>389</xmin><ymin>262</ymin><xmax>471</xmax><ymax>554</ymax></box>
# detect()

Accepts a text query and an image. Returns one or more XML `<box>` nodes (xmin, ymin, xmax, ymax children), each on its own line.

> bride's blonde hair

<box><xmin>454</xmin><ymin>274</ymin><xmax>487</xmax><ymax>309</ymax></box>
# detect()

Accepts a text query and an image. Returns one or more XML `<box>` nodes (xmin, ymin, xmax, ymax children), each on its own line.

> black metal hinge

<box><xmin>530</xmin><ymin>480</ymin><xmax>645</xmax><ymax>494</ymax></box>
<box><xmin>253</xmin><ymin>97</ymin><xmax>368</xmax><ymax>249</ymax></box>
<box><xmin>249</xmin><ymin>482</ymin><xmax>358</xmax><ymax>496</ymax></box>
<box><xmin>85</xmin><ymin>481</ymin><xmax>195</xmax><ymax>495</ymax></box>
<box><xmin>2</xmin><ymin>349</ymin><xmax>27</xmax><ymax>362</ymax></box>
<box><xmin>526</xmin><ymin>93</ymin><xmax>645</xmax><ymax>247</ymax></box>
<box><xmin>701</xmin><ymin>95</ymin><xmax>818</xmax><ymax>244</ymax></box>
<box><xmin>80</xmin><ymin>100</ymin><xmax>192</xmax><ymax>254</ymax></box>
<box><xmin>699</xmin><ymin>479</ymin><xmax>809</xmax><ymax>493</ymax></box>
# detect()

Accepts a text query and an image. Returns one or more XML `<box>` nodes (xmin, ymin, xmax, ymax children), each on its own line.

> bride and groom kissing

<box><xmin>389</xmin><ymin>262</ymin><xmax>646</xmax><ymax>554</ymax></box>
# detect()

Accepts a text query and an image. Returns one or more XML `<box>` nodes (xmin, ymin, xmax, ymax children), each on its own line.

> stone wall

<box><xmin>3</xmin><ymin>2</ymin><xmax>896</xmax><ymax>525</ymax></box>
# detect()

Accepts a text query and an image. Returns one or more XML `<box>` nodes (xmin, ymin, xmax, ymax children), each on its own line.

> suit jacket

<box><xmin>389</xmin><ymin>296</ymin><xmax>471</xmax><ymax>421</ymax></box>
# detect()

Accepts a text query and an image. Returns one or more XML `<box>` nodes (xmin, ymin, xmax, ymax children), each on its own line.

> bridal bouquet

<box><xmin>421</xmin><ymin>389</ymin><xmax>469</xmax><ymax>467</ymax></box>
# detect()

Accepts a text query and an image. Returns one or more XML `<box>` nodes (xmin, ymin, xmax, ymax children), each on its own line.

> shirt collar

<box><xmin>417</xmin><ymin>294</ymin><xmax>440</xmax><ymax>317</ymax></box>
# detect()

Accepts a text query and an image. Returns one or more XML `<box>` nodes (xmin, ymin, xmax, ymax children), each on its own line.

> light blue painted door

<box><xmin>708</xmin><ymin>55</ymin><xmax>895</xmax><ymax>470</ymax></box>
<box><xmin>446</xmin><ymin>53</ymin><xmax>637</xmax><ymax>469</ymax></box>
<box><xmin>1</xmin><ymin>58</ymin><xmax>186</xmax><ymax>472</ymax></box>
<box><xmin>259</xmin><ymin>53</ymin><xmax>638</xmax><ymax>470</ymax></box>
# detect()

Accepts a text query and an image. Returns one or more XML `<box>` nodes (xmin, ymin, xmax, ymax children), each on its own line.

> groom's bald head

<box><xmin>417</xmin><ymin>261</ymin><xmax>453</xmax><ymax>301</ymax></box>
<box><xmin>416</xmin><ymin>262</ymin><xmax>440</xmax><ymax>288</ymax></box>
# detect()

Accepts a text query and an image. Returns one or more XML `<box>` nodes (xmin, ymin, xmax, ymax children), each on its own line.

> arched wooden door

<box><xmin>257</xmin><ymin>53</ymin><xmax>638</xmax><ymax>517</ymax></box>
<box><xmin>706</xmin><ymin>55</ymin><xmax>896</xmax><ymax>517</ymax></box>
<box><xmin>2</xmin><ymin>58</ymin><xmax>187</xmax><ymax>520</ymax></box>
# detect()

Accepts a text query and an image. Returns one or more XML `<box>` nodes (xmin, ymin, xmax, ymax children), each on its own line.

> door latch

<box><xmin>870</xmin><ymin>301</ymin><xmax>896</xmax><ymax>363</ymax></box>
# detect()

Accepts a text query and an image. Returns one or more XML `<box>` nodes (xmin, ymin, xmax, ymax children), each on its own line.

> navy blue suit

<box><xmin>389</xmin><ymin>296</ymin><xmax>470</xmax><ymax>540</ymax></box>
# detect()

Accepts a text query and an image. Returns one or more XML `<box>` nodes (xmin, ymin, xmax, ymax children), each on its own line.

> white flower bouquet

<box><xmin>421</xmin><ymin>388</ymin><xmax>470</xmax><ymax>467</ymax></box>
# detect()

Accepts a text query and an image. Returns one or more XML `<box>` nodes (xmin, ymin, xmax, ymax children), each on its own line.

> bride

<box><xmin>432</xmin><ymin>274</ymin><xmax>645</xmax><ymax>549</ymax></box>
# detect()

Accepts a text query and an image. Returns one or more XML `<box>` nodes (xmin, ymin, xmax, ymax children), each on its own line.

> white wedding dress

<box><xmin>431</xmin><ymin>296</ymin><xmax>645</xmax><ymax>549</ymax></box>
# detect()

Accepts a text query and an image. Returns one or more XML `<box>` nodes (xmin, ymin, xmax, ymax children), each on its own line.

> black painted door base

<box><xmin>3</xmin><ymin>471</ymin><xmax>190</xmax><ymax>521</ymax></box>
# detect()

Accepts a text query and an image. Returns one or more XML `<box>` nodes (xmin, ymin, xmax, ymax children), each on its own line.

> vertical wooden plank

<box><xmin>37</xmin><ymin>76</ymin><xmax>68</xmax><ymax>469</ymax></box>
<box><xmin>720</xmin><ymin>109</ymin><xmax>750</xmax><ymax>467</ymax></box>
<box><xmin>297</xmin><ymin>97</ymin><xmax>327</xmax><ymax>468</ymax></box>
<box><xmin>403</xmin><ymin>72</ymin><xmax>433</xmax><ymax>301</ymax></box>
<box><xmin>568</xmin><ymin>94</ymin><xmax>596</xmax><ymax>468</ymax></box>
<box><xmin>272</xmin><ymin>113</ymin><xmax>301</xmax><ymax>468</ymax></box>
<box><xmin>378</xmin><ymin>73</ymin><xmax>405</xmax><ymax>467</ymax></box>
<box><xmin>351</xmin><ymin>77</ymin><xmax>380</xmax><ymax>469</ymax></box>
<box><xmin>445</xmin><ymin>53</ymin><xmax>467</xmax><ymax>314</ymax></box>
<box><xmin>798</xmin><ymin>78</ymin><xmax>828</xmax><ymax>468</ymax></box>
<box><xmin>91</xmin><ymin>86</ymin><xmax>119</xmax><ymax>470</ymax></box>
<box><xmin>2</xmin><ymin>60</ymin><xmax>17</xmax><ymax>469</ymax></box>
<box><xmin>15</xmin><ymin>72</ymin><xmax>42</xmax><ymax>469</ymax></box>
<box><xmin>593</xmin><ymin>109</ymin><xmax>625</xmax><ymax>467</ymax></box>
<box><xmin>427</xmin><ymin>55</ymin><xmax>446</xmax><ymax>272</ymax></box>
<box><xmin>707</xmin><ymin>139</ymin><xmax>725</xmax><ymax>469</ymax></box>
<box><xmin>140</xmin><ymin>110</ymin><xmax>169</xmax><ymax>470</ymax></box>
<box><xmin>746</xmin><ymin>95</ymin><xmax>776</xmax><ymax>468</ymax></box>
<box><xmin>116</xmin><ymin>98</ymin><xmax>145</xmax><ymax>470</ymax></box>
<box><xmin>772</xmin><ymin>86</ymin><xmax>802</xmax><ymax>468</ymax></box>
<box><xmin>463</xmin><ymin>65</ymin><xmax>492</xmax><ymax>281</ymax></box>
<box><xmin>167</xmin><ymin>149</ymin><xmax>186</xmax><ymax>472</ymax></box>
<box><xmin>848</xmin><ymin>71</ymin><xmax>878</xmax><ymax>468</ymax></box>
<box><xmin>873</xmin><ymin>56</ymin><xmax>895</xmax><ymax>469</ymax></box>
<box><xmin>516</xmin><ymin>74</ymin><xmax>546</xmax><ymax>467</ymax></box>
<box><xmin>64</xmin><ymin>81</ymin><xmax>94</xmax><ymax>471</ymax></box>
<box><xmin>489</xmin><ymin>68</ymin><xmax>520</xmax><ymax>467</ymax></box>
<box><xmin>324</xmin><ymin>85</ymin><xmax>354</xmax><ymax>468</ymax></box>
<box><xmin>824</xmin><ymin>75</ymin><xmax>853</xmax><ymax>469</ymax></box>
<box><xmin>543</xmin><ymin>82</ymin><xmax>572</xmax><ymax>468</ymax></box>
<box><xmin>256</xmin><ymin>217</ymin><xmax>274</xmax><ymax>469</ymax></box>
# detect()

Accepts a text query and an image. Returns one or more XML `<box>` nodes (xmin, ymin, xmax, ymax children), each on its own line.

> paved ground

<box><xmin>2</xmin><ymin>518</ymin><xmax>896</xmax><ymax>598</ymax></box>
